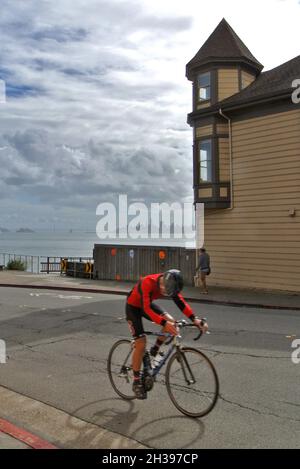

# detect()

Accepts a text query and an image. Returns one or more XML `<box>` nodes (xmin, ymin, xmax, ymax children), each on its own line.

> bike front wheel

<box><xmin>107</xmin><ymin>339</ymin><xmax>135</xmax><ymax>400</ymax></box>
<box><xmin>165</xmin><ymin>347</ymin><xmax>219</xmax><ymax>418</ymax></box>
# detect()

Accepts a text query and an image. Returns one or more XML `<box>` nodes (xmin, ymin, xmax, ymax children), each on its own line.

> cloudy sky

<box><xmin>0</xmin><ymin>0</ymin><xmax>299</xmax><ymax>231</ymax></box>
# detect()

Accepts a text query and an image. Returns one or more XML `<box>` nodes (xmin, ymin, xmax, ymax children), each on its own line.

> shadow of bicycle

<box><xmin>65</xmin><ymin>397</ymin><xmax>205</xmax><ymax>449</ymax></box>
<box><xmin>128</xmin><ymin>415</ymin><xmax>205</xmax><ymax>449</ymax></box>
<box><xmin>63</xmin><ymin>398</ymin><xmax>140</xmax><ymax>448</ymax></box>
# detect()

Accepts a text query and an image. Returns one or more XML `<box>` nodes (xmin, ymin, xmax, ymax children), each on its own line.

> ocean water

<box><xmin>0</xmin><ymin>231</ymin><xmax>192</xmax><ymax>259</ymax></box>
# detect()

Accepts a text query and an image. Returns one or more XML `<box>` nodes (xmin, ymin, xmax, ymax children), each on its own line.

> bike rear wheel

<box><xmin>165</xmin><ymin>347</ymin><xmax>219</xmax><ymax>418</ymax></box>
<box><xmin>107</xmin><ymin>339</ymin><xmax>135</xmax><ymax>400</ymax></box>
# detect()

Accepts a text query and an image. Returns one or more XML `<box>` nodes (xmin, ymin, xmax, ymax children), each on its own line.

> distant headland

<box><xmin>16</xmin><ymin>228</ymin><xmax>35</xmax><ymax>233</ymax></box>
<box><xmin>0</xmin><ymin>227</ymin><xmax>36</xmax><ymax>233</ymax></box>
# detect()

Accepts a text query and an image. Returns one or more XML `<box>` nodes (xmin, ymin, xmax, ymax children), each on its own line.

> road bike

<box><xmin>107</xmin><ymin>320</ymin><xmax>219</xmax><ymax>418</ymax></box>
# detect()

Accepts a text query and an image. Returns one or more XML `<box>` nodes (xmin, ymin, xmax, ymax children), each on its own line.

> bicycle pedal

<box><xmin>133</xmin><ymin>382</ymin><xmax>147</xmax><ymax>399</ymax></box>
<box><xmin>143</xmin><ymin>375</ymin><xmax>154</xmax><ymax>392</ymax></box>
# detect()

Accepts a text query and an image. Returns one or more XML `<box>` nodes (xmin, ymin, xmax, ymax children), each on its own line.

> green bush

<box><xmin>6</xmin><ymin>259</ymin><xmax>27</xmax><ymax>271</ymax></box>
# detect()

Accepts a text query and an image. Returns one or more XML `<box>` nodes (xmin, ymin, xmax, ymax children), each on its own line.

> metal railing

<box><xmin>0</xmin><ymin>253</ymin><xmax>93</xmax><ymax>276</ymax></box>
<box><xmin>0</xmin><ymin>253</ymin><xmax>40</xmax><ymax>273</ymax></box>
<box><xmin>40</xmin><ymin>257</ymin><xmax>63</xmax><ymax>274</ymax></box>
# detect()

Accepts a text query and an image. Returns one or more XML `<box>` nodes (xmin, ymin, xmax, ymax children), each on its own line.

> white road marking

<box><xmin>29</xmin><ymin>292</ymin><xmax>93</xmax><ymax>300</ymax></box>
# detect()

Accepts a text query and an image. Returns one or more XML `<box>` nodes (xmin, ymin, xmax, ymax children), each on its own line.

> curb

<box><xmin>0</xmin><ymin>283</ymin><xmax>127</xmax><ymax>296</ymax></box>
<box><xmin>0</xmin><ymin>282</ymin><xmax>299</xmax><ymax>311</ymax></box>
<box><xmin>0</xmin><ymin>417</ymin><xmax>57</xmax><ymax>449</ymax></box>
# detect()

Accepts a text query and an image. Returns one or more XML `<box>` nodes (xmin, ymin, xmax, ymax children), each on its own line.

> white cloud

<box><xmin>0</xmin><ymin>0</ymin><xmax>299</xmax><ymax>229</ymax></box>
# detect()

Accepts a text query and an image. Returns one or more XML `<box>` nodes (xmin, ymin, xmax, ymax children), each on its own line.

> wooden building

<box><xmin>186</xmin><ymin>19</ymin><xmax>300</xmax><ymax>292</ymax></box>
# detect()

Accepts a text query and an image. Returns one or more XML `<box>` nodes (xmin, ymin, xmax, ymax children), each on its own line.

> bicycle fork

<box><xmin>176</xmin><ymin>348</ymin><xmax>196</xmax><ymax>385</ymax></box>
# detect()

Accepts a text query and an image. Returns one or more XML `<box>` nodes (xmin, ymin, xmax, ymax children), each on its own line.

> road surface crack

<box><xmin>219</xmin><ymin>395</ymin><xmax>300</xmax><ymax>423</ymax></box>
<box><xmin>200</xmin><ymin>348</ymin><xmax>289</xmax><ymax>360</ymax></box>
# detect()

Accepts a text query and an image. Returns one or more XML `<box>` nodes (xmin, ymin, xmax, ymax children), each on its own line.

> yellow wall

<box><xmin>204</xmin><ymin>109</ymin><xmax>300</xmax><ymax>292</ymax></box>
<box><xmin>218</xmin><ymin>138</ymin><xmax>230</xmax><ymax>182</ymax></box>
<box><xmin>196</xmin><ymin>125</ymin><xmax>213</xmax><ymax>138</ymax></box>
<box><xmin>217</xmin><ymin>123</ymin><xmax>229</xmax><ymax>134</ymax></box>
<box><xmin>241</xmin><ymin>70</ymin><xmax>255</xmax><ymax>89</ymax></box>
<box><xmin>218</xmin><ymin>69</ymin><xmax>239</xmax><ymax>101</ymax></box>
<box><xmin>199</xmin><ymin>188</ymin><xmax>213</xmax><ymax>198</ymax></box>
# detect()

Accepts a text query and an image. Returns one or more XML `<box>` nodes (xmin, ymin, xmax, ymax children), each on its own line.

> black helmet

<box><xmin>163</xmin><ymin>269</ymin><xmax>184</xmax><ymax>296</ymax></box>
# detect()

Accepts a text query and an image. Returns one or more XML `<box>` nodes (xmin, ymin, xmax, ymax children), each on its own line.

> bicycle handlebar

<box><xmin>144</xmin><ymin>319</ymin><xmax>208</xmax><ymax>342</ymax></box>
<box><xmin>175</xmin><ymin>319</ymin><xmax>207</xmax><ymax>342</ymax></box>
<box><xmin>194</xmin><ymin>330</ymin><xmax>203</xmax><ymax>341</ymax></box>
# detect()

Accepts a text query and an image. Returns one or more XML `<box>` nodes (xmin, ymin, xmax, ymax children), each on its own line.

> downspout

<box><xmin>219</xmin><ymin>108</ymin><xmax>233</xmax><ymax>210</ymax></box>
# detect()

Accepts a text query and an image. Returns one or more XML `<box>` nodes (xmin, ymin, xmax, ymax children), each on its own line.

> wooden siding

<box><xmin>217</xmin><ymin>123</ymin><xmax>229</xmax><ymax>134</ymax></box>
<box><xmin>241</xmin><ymin>70</ymin><xmax>256</xmax><ymax>89</ymax></box>
<box><xmin>199</xmin><ymin>188</ymin><xmax>213</xmax><ymax>198</ymax></box>
<box><xmin>196</xmin><ymin>125</ymin><xmax>213</xmax><ymax>138</ymax></box>
<box><xmin>218</xmin><ymin>138</ymin><xmax>230</xmax><ymax>182</ymax></box>
<box><xmin>220</xmin><ymin>187</ymin><xmax>228</xmax><ymax>197</ymax></box>
<box><xmin>218</xmin><ymin>69</ymin><xmax>239</xmax><ymax>101</ymax></box>
<box><xmin>204</xmin><ymin>109</ymin><xmax>300</xmax><ymax>292</ymax></box>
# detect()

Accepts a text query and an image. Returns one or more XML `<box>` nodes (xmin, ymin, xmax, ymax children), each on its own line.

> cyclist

<box><xmin>126</xmin><ymin>269</ymin><xmax>208</xmax><ymax>399</ymax></box>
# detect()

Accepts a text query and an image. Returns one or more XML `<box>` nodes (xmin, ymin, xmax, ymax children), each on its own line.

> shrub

<box><xmin>6</xmin><ymin>259</ymin><xmax>27</xmax><ymax>271</ymax></box>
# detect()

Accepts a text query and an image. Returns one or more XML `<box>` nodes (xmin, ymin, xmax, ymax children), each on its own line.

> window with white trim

<box><xmin>199</xmin><ymin>140</ymin><xmax>212</xmax><ymax>182</ymax></box>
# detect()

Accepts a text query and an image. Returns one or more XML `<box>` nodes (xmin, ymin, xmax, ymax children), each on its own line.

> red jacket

<box><xmin>127</xmin><ymin>273</ymin><xmax>195</xmax><ymax>326</ymax></box>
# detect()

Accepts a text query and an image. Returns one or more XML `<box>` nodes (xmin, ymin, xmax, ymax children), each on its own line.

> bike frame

<box><xmin>142</xmin><ymin>321</ymin><xmax>202</xmax><ymax>383</ymax></box>
<box><xmin>143</xmin><ymin>331</ymin><xmax>181</xmax><ymax>378</ymax></box>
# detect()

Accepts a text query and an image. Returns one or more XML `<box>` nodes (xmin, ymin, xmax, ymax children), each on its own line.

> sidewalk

<box><xmin>0</xmin><ymin>270</ymin><xmax>299</xmax><ymax>310</ymax></box>
<box><xmin>0</xmin><ymin>386</ymin><xmax>146</xmax><ymax>449</ymax></box>
<box><xmin>0</xmin><ymin>429</ymin><xmax>31</xmax><ymax>449</ymax></box>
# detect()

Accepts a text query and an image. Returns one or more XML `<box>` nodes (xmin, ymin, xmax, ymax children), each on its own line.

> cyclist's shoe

<box><xmin>143</xmin><ymin>374</ymin><xmax>154</xmax><ymax>392</ymax></box>
<box><xmin>132</xmin><ymin>381</ymin><xmax>147</xmax><ymax>400</ymax></box>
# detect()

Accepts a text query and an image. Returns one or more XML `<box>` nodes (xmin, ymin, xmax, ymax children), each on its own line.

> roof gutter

<box><xmin>188</xmin><ymin>90</ymin><xmax>293</xmax><ymax>123</ymax></box>
<box><xmin>219</xmin><ymin>108</ymin><xmax>233</xmax><ymax>210</ymax></box>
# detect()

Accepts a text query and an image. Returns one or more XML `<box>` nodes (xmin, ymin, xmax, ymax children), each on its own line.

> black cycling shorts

<box><xmin>126</xmin><ymin>302</ymin><xmax>165</xmax><ymax>339</ymax></box>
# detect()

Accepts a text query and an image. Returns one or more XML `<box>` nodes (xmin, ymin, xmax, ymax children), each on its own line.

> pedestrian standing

<box><xmin>195</xmin><ymin>248</ymin><xmax>211</xmax><ymax>294</ymax></box>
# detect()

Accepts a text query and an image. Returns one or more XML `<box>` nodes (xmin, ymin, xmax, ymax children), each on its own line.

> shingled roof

<box><xmin>186</xmin><ymin>18</ymin><xmax>263</xmax><ymax>80</ymax></box>
<box><xmin>219</xmin><ymin>55</ymin><xmax>300</xmax><ymax>108</ymax></box>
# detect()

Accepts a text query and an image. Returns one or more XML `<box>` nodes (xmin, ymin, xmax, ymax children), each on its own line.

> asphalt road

<box><xmin>0</xmin><ymin>287</ymin><xmax>299</xmax><ymax>449</ymax></box>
